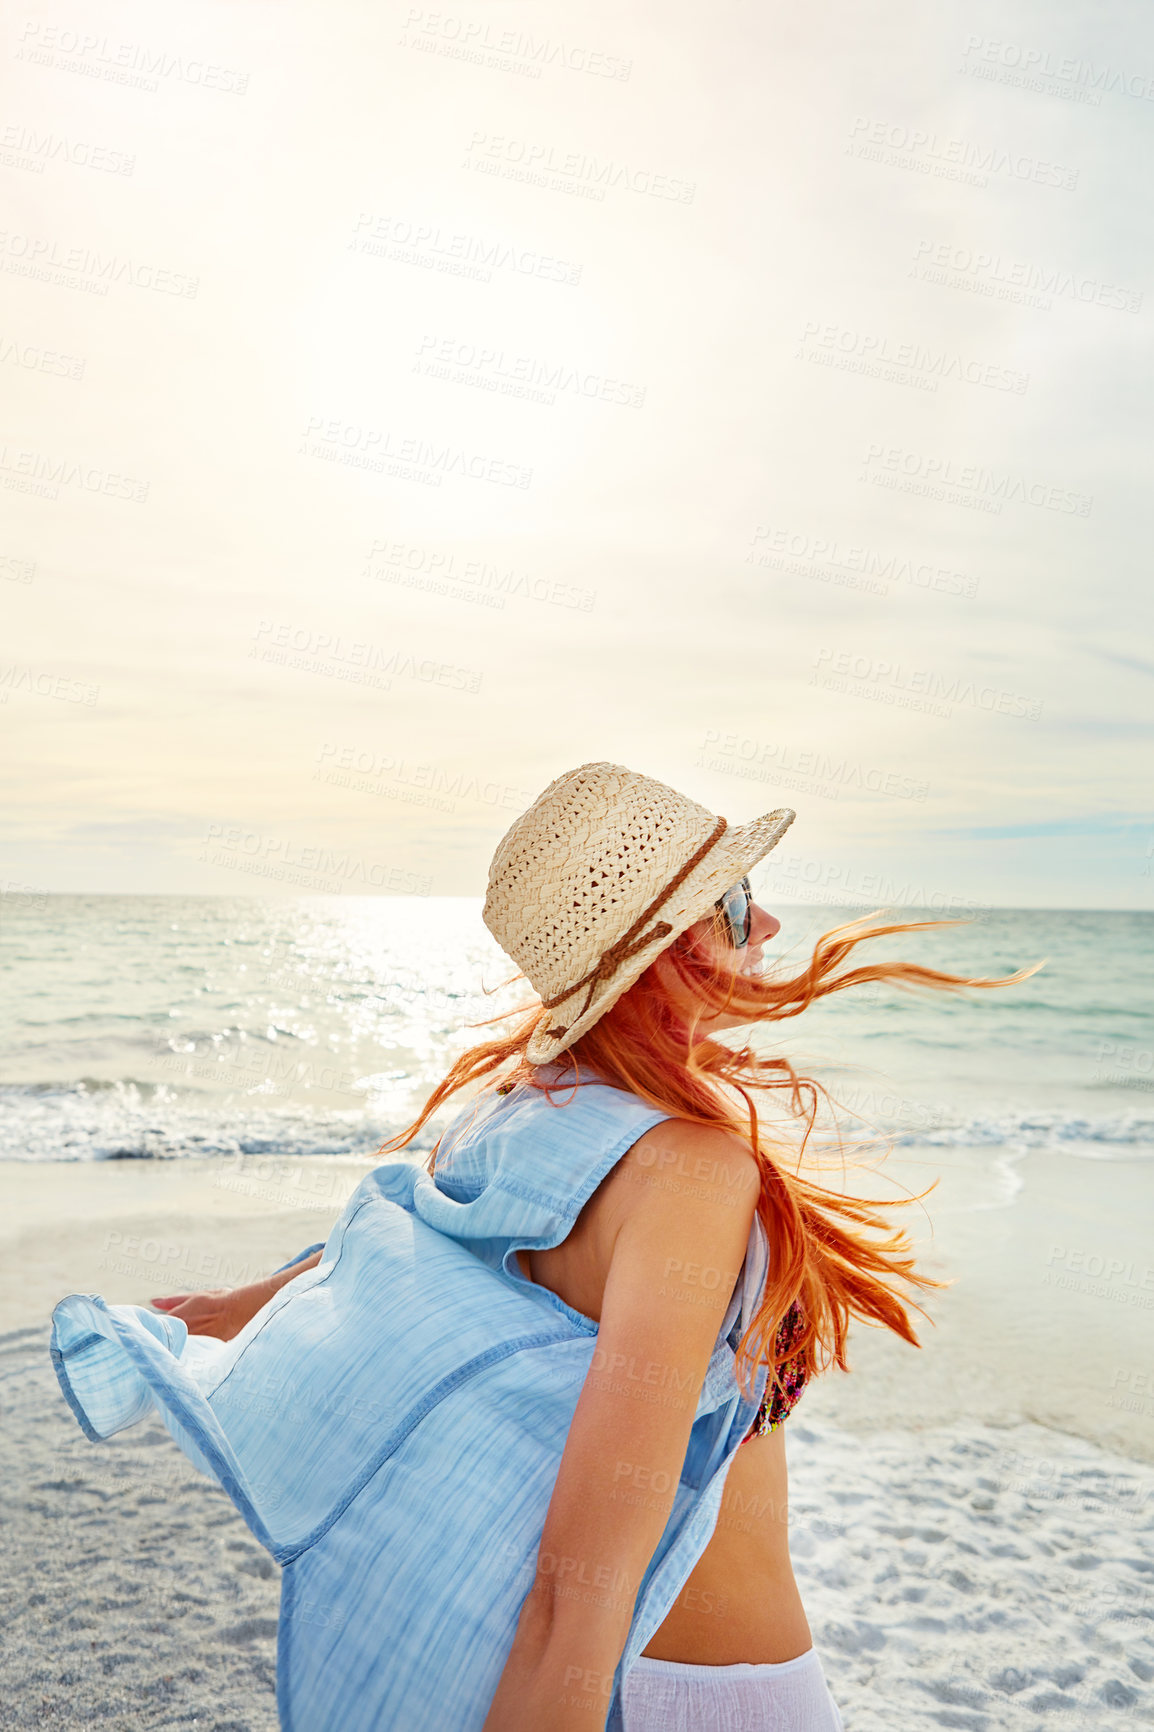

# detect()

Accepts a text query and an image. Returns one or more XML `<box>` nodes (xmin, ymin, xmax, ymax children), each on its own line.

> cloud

<box><xmin>1081</xmin><ymin>647</ymin><xmax>1154</xmax><ymax>682</ymax></box>
<box><xmin>935</xmin><ymin>815</ymin><xmax>1152</xmax><ymax>841</ymax></box>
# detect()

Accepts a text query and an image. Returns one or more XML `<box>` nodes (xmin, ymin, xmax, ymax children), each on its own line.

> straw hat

<box><xmin>483</xmin><ymin>762</ymin><xmax>795</xmax><ymax>1065</ymax></box>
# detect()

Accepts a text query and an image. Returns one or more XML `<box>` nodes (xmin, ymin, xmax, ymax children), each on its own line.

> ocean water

<box><xmin>0</xmin><ymin>896</ymin><xmax>1150</xmax><ymax>1171</ymax></box>
<box><xmin>5</xmin><ymin>896</ymin><xmax>1153</xmax><ymax>1468</ymax></box>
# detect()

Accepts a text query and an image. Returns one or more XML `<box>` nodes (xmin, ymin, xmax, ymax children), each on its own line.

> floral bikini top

<box><xmin>747</xmin><ymin>1299</ymin><xmax>809</xmax><ymax>1438</ymax></box>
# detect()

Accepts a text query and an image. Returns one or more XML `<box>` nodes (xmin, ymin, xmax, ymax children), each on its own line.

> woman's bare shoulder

<box><xmin>604</xmin><ymin>1118</ymin><xmax>760</xmax><ymax>1231</ymax></box>
<box><xmin>531</xmin><ymin>1120</ymin><xmax>758</xmax><ymax>1323</ymax></box>
<box><xmin>625</xmin><ymin>1117</ymin><xmax>760</xmax><ymax>1181</ymax></box>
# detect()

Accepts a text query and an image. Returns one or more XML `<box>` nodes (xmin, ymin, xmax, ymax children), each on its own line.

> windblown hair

<box><xmin>379</xmin><ymin>913</ymin><xmax>1035</xmax><ymax>1403</ymax></box>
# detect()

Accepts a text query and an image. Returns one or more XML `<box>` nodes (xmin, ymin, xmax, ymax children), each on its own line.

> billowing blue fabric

<box><xmin>50</xmin><ymin>1075</ymin><xmax>770</xmax><ymax>1731</ymax></box>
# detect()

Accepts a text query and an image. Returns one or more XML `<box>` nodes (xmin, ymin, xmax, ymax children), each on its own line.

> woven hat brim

<box><xmin>523</xmin><ymin>807</ymin><xmax>795</xmax><ymax>1065</ymax></box>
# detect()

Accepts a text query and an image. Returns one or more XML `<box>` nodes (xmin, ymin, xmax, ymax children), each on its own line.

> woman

<box><xmin>54</xmin><ymin>762</ymin><xmax>1024</xmax><ymax>1731</ymax></box>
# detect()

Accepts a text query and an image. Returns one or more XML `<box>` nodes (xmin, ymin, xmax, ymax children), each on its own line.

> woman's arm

<box><xmin>150</xmin><ymin>1248</ymin><xmax>324</xmax><ymax>1339</ymax></box>
<box><xmin>482</xmin><ymin>1122</ymin><xmax>760</xmax><ymax>1732</ymax></box>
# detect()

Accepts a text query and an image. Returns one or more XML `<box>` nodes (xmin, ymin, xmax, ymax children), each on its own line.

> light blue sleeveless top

<box><xmin>50</xmin><ymin>1073</ymin><xmax>770</xmax><ymax>1732</ymax></box>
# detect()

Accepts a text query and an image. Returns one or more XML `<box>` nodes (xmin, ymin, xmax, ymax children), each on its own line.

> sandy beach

<box><xmin>1</xmin><ymin>1157</ymin><xmax>369</xmax><ymax>1732</ymax></box>
<box><xmin>3</xmin><ymin>1149</ymin><xmax>1153</xmax><ymax>1727</ymax></box>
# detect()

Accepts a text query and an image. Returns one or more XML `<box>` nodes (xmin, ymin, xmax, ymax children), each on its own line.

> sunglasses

<box><xmin>714</xmin><ymin>876</ymin><xmax>753</xmax><ymax>949</ymax></box>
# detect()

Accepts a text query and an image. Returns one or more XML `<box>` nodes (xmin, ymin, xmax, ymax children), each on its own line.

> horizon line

<box><xmin>4</xmin><ymin>891</ymin><xmax>1151</xmax><ymax>914</ymax></box>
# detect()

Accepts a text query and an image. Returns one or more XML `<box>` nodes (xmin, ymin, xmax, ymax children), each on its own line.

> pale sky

<box><xmin>2</xmin><ymin>0</ymin><xmax>1151</xmax><ymax>907</ymax></box>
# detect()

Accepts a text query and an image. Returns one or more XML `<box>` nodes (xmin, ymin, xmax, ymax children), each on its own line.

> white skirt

<box><xmin>622</xmin><ymin>1647</ymin><xmax>845</xmax><ymax>1731</ymax></box>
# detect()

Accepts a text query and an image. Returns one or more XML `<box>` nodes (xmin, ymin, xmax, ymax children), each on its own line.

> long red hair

<box><xmin>379</xmin><ymin>912</ymin><xmax>1035</xmax><ymax>1402</ymax></box>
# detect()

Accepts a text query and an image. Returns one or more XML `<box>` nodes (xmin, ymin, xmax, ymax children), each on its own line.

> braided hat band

<box><xmin>537</xmin><ymin>815</ymin><xmax>728</xmax><ymax>1043</ymax></box>
<box><xmin>482</xmin><ymin>763</ymin><xmax>795</xmax><ymax>1064</ymax></box>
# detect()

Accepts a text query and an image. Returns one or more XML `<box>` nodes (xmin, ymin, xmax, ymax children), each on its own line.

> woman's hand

<box><xmin>150</xmin><ymin>1247</ymin><xmax>324</xmax><ymax>1340</ymax></box>
<box><xmin>150</xmin><ymin>1281</ymin><xmax>276</xmax><ymax>1340</ymax></box>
